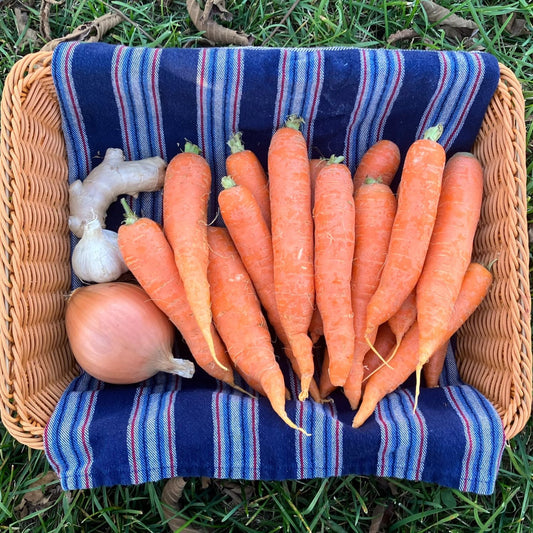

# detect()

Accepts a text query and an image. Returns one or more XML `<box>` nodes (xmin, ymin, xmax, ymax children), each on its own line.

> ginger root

<box><xmin>69</xmin><ymin>148</ymin><xmax>167</xmax><ymax>238</ymax></box>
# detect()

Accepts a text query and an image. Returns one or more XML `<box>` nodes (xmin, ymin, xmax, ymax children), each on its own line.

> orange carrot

<box><xmin>364</xmin><ymin>125</ymin><xmax>446</xmax><ymax>350</ymax></box>
<box><xmin>353</xmin><ymin>139</ymin><xmax>401</xmax><ymax>191</ymax></box>
<box><xmin>416</xmin><ymin>152</ymin><xmax>484</xmax><ymax>378</ymax></box>
<box><xmin>314</xmin><ymin>157</ymin><xmax>356</xmax><ymax>387</ymax></box>
<box><xmin>226</xmin><ymin>132</ymin><xmax>271</xmax><ymax>228</ymax></box>
<box><xmin>282</xmin><ymin>347</ymin><xmax>323</xmax><ymax>403</ymax></box>
<box><xmin>206</xmin><ymin>225</ymin><xmax>309</xmax><ymax>435</ymax></box>
<box><xmin>163</xmin><ymin>142</ymin><xmax>223</xmax><ymax>369</ymax></box>
<box><xmin>268</xmin><ymin>115</ymin><xmax>315</xmax><ymax>401</ymax></box>
<box><xmin>309</xmin><ymin>307</ymin><xmax>324</xmax><ymax>344</ymax></box>
<box><xmin>318</xmin><ymin>347</ymin><xmax>334</xmax><ymax>398</ymax></box>
<box><xmin>344</xmin><ymin>322</ymin><xmax>396</xmax><ymax>409</ymax></box>
<box><xmin>117</xmin><ymin>200</ymin><xmax>239</xmax><ymax>390</ymax></box>
<box><xmin>218</xmin><ymin>177</ymin><xmax>322</xmax><ymax>403</ymax></box>
<box><xmin>347</xmin><ymin>177</ymin><xmax>397</xmax><ymax>408</ymax></box>
<box><xmin>309</xmin><ymin>158</ymin><xmax>328</xmax><ymax>207</ymax></box>
<box><xmin>352</xmin><ymin>262</ymin><xmax>493</xmax><ymax>428</ymax></box>
<box><xmin>423</xmin><ymin>340</ymin><xmax>450</xmax><ymax>388</ymax></box>
<box><xmin>387</xmin><ymin>290</ymin><xmax>417</xmax><ymax>359</ymax></box>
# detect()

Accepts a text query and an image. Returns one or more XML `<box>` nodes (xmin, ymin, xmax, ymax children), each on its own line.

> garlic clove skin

<box><xmin>72</xmin><ymin>218</ymin><xmax>128</xmax><ymax>283</ymax></box>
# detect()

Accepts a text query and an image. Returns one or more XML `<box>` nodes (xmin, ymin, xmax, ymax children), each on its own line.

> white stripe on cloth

<box><xmin>416</xmin><ymin>51</ymin><xmax>485</xmax><ymax>149</ymax></box>
<box><xmin>55</xmin><ymin>42</ymin><xmax>92</xmax><ymax>181</ymax></box>
<box><xmin>355</xmin><ymin>49</ymin><xmax>404</xmax><ymax>164</ymax></box>
<box><xmin>444</xmin><ymin>384</ymin><xmax>504</xmax><ymax>493</ymax></box>
<box><xmin>212</xmin><ymin>383</ymin><xmax>260</xmax><ymax>479</ymax></box>
<box><xmin>376</xmin><ymin>389</ymin><xmax>427</xmax><ymax>481</ymax></box>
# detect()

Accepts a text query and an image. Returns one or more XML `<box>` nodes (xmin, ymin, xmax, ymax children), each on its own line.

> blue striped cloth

<box><xmin>45</xmin><ymin>42</ymin><xmax>505</xmax><ymax>494</ymax></box>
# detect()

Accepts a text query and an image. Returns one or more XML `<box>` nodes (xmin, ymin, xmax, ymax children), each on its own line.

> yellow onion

<box><xmin>65</xmin><ymin>282</ymin><xmax>195</xmax><ymax>384</ymax></box>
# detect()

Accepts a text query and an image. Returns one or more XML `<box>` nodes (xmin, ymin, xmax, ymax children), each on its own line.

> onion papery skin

<box><xmin>65</xmin><ymin>282</ymin><xmax>192</xmax><ymax>384</ymax></box>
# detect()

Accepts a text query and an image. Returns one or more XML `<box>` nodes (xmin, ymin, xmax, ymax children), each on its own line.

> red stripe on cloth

<box><xmin>405</xmin><ymin>393</ymin><xmax>426</xmax><ymax>479</ymax></box>
<box><xmin>276</xmin><ymin>50</ymin><xmax>289</xmax><ymax>129</ymax></box>
<box><xmin>444</xmin><ymin>53</ymin><xmax>483</xmax><ymax>149</ymax></box>
<box><xmin>151</xmin><ymin>48</ymin><xmax>165</xmax><ymax>157</ymax></box>
<box><xmin>418</xmin><ymin>51</ymin><xmax>448</xmax><ymax>138</ymax></box>
<box><xmin>199</xmin><ymin>49</ymin><xmax>208</xmax><ymax>153</ymax></box>
<box><xmin>232</xmin><ymin>49</ymin><xmax>243</xmax><ymax>134</ymax></box>
<box><xmin>328</xmin><ymin>402</ymin><xmax>342</xmax><ymax>477</ymax></box>
<box><xmin>64</xmin><ymin>43</ymin><xmax>91</xmax><ymax>176</ymax></box>
<box><xmin>377</xmin><ymin>403</ymin><xmax>388</xmax><ymax>477</ymax></box>
<box><xmin>376</xmin><ymin>50</ymin><xmax>403</xmax><ymax>140</ymax></box>
<box><xmin>335</xmin><ymin>418</ymin><xmax>341</xmax><ymax>477</ymax></box>
<box><xmin>113</xmin><ymin>46</ymin><xmax>134</xmax><ymax>161</ymax></box>
<box><xmin>113</xmin><ymin>46</ymin><xmax>132</xmax><ymax>160</ymax></box>
<box><xmin>214</xmin><ymin>381</ymin><xmax>224</xmax><ymax>478</ymax></box>
<box><xmin>166</xmin><ymin>377</ymin><xmax>179</xmax><ymax>476</ymax></box>
<box><xmin>305</xmin><ymin>50</ymin><xmax>323</xmax><ymax>143</ymax></box>
<box><xmin>251</xmin><ymin>396</ymin><xmax>259</xmax><ymax>479</ymax></box>
<box><xmin>81</xmin><ymin>386</ymin><xmax>100</xmax><ymax>488</ymax></box>
<box><xmin>447</xmin><ymin>389</ymin><xmax>474</xmax><ymax>491</ymax></box>
<box><xmin>129</xmin><ymin>385</ymin><xmax>144</xmax><ymax>485</ymax></box>
<box><xmin>345</xmin><ymin>50</ymin><xmax>368</xmax><ymax>168</ymax></box>
<box><xmin>43</xmin><ymin>423</ymin><xmax>61</xmax><ymax>474</ymax></box>
<box><xmin>298</xmin><ymin>405</ymin><xmax>305</xmax><ymax>479</ymax></box>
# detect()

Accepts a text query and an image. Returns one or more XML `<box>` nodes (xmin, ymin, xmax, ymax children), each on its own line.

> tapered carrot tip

<box><xmin>232</xmin><ymin>384</ymin><xmax>257</xmax><ymax>399</ymax></box>
<box><xmin>298</xmin><ymin>374</ymin><xmax>313</xmax><ymax>401</ymax></box>
<box><xmin>346</xmin><ymin>392</ymin><xmax>361</xmax><ymax>412</ymax></box>
<box><xmin>351</xmin><ymin>401</ymin><xmax>374</xmax><ymax>428</ymax></box>
<box><xmin>310</xmin><ymin>380</ymin><xmax>328</xmax><ymax>403</ymax></box>
<box><xmin>203</xmin><ymin>328</ymin><xmax>229</xmax><ymax>371</ymax></box>
<box><xmin>413</xmin><ymin>363</ymin><xmax>423</xmax><ymax>413</ymax></box>
<box><xmin>280</xmin><ymin>411</ymin><xmax>311</xmax><ymax>437</ymax></box>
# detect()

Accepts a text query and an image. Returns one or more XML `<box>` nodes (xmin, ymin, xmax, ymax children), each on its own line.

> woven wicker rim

<box><xmin>0</xmin><ymin>51</ymin><xmax>531</xmax><ymax>450</ymax></box>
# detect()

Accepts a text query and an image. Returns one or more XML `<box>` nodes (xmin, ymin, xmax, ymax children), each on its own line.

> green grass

<box><xmin>1</xmin><ymin>1</ymin><xmax>532</xmax><ymax>531</ymax></box>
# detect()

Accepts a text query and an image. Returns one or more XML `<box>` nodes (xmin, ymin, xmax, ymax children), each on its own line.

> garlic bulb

<box><xmin>72</xmin><ymin>217</ymin><xmax>128</xmax><ymax>283</ymax></box>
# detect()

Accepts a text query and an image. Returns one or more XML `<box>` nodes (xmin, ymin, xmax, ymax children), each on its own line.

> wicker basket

<box><xmin>1</xmin><ymin>51</ymin><xmax>531</xmax><ymax>450</ymax></box>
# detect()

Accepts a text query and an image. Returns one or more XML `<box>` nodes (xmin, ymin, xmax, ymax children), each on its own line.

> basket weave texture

<box><xmin>1</xmin><ymin>51</ymin><xmax>531</xmax><ymax>450</ymax></box>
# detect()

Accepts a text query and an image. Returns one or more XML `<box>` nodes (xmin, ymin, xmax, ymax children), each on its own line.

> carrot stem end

<box><xmin>184</xmin><ymin>141</ymin><xmax>202</xmax><ymax>155</ymax></box>
<box><xmin>120</xmin><ymin>198</ymin><xmax>138</xmax><ymax>225</ymax></box>
<box><xmin>221</xmin><ymin>175</ymin><xmax>237</xmax><ymax>189</ymax></box>
<box><xmin>227</xmin><ymin>131</ymin><xmax>245</xmax><ymax>154</ymax></box>
<box><xmin>423</xmin><ymin>124</ymin><xmax>444</xmax><ymax>142</ymax></box>
<box><xmin>285</xmin><ymin>114</ymin><xmax>305</xmax><ymax>131</ymax></box>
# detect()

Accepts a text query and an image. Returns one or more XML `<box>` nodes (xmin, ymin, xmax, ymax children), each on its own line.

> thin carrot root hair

<box><xmin>362</xmin><ymin>350</ymin><xmax>397</xmax><ymax>384</ymax></box>
<box><xmin>385</xmin><ymin>340</ymin><xmax>402</xmax><ymax>367</ymax></box>
<box><xmin>232</xmin><ymin>384</ymin><xmax>257</xmax><ymax>399</ymax></box>
<box><xmin>279</xmin><ymin>411</ymin><xmax>311</xmax><ymax>436</ymax></box>
<box><xmin>364</xmin><ymin>334</ymin><xmax>394</xmax><ymax>370</ymax></box>
<box><xmin>203</xmin><ymin>329</ymin><xmax>227</xmax><ymax>371</ymax></box>
<box><xmin>262</xmin><ymin>369</ymin><xmax>311</xmax><ymax>436</ymax></box>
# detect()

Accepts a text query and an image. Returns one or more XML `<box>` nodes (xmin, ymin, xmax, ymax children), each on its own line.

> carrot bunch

<box><xmin>112</xmin><ymin>118</ymin><xmax>489</xmax><ymax>436</ymax></box>
<box><xmin>349</xmin><ymin>147</ymin><xmax>486</xmax><ymax>426</ymax></box>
